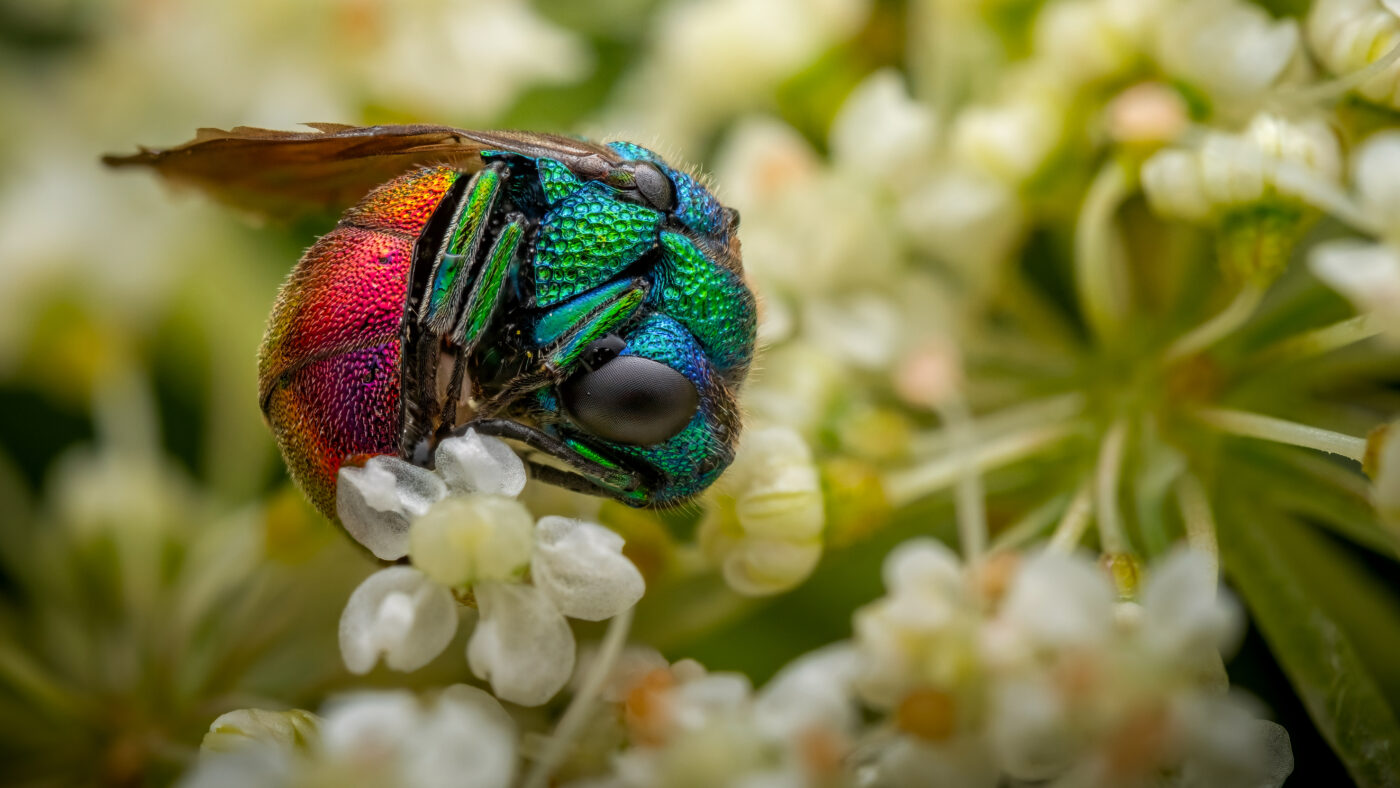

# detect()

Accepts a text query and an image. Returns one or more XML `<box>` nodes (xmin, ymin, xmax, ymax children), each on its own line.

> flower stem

<box><xmin>523</xmin><ymin>606</ymin><xmax>635</xmax><ymax>788</ymax></box>
<box><xmin>1251</xmin><ymin>314</ymin><xmax>1381</xmax><ymax>367</ymax></box>
<box><xmin>1271</xmin><ymin>38</ymin><xmax>1400</xmax><ymax>107</ymax></box>
<box><xmin>993</xmin><ymin>491</ymin><xmax>1072</xmax><ymax>552</ymax></box>
<box><xmin>910</xmin><ymin>393</ymin><xmax>1085</xmax><ymax>457</ymax></box>
<box><xmin>1094</xmin><ymin>420</ymin><xmax>1130</xmax><ymax>554</ymax></box>
<box><xmin>1048</xmin><ymin>477</ymin><xmax>1094</xmax><ymax>553</ymax></box>
<box><xmin>1193</xmin><ymin>407</ymin><xmax>1367</xmax><ymax>462</ymax></box>
<box><xmin>1165</xmin><ymin>282</ymin><xmax>1266</xmax><ymax>362</ymax></box>
<box><xmin>1174</xmin><ymin>472</ymin><xmax>1219</xmax><ymax>585</ymax></box>
<box><xmin>936</xmin><ymin>396</ymin><xmax>987</xmax><ymax>562</ymax></box>
<box><xmin>884</xmin><ymin>422</ymin><xmax>1079</xmax><ymax>508</ymax></box>
<box><xmin>1075</xmin><ymin>161</ymin><xmax>1132</xmax><ymax>343</ymax></box>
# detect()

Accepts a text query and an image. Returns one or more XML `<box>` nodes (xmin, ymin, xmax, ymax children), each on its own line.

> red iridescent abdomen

<box><xmin>259</xmin><ymin>166</ymin><xmax>461</xmax><ymax>517</ymax></box>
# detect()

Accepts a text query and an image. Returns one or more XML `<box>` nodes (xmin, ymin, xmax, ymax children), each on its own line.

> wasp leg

<box><xmin>459</xmin><ymin>418</ymin><xmax>642</xmax><ymax>494</ymax></box>
<box><xmin>400</xmin><ymin>164</ymin><xmax>507</xmax><ymax>457</ymax></box>
<box><xmin>477</xmin><ymin>277</ymin><xmax>652</xmax><ymax>418</ymax></box>
<box><xmin>525</xmin><ymin>461</ymin><xmax>649</xmax><ymax>504</ymax></box>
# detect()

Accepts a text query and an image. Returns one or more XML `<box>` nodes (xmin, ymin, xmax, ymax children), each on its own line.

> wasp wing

<box><xmin>102</xmin><ymin>124</ymin><xmax>625</xmax><ymax>218</ymax></box>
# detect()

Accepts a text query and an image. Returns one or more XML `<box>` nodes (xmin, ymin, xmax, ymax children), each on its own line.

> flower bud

<box><xmin>408</xmin><ymin>495</ymin><xmax>534</xmax><ymax>588</ymax></box>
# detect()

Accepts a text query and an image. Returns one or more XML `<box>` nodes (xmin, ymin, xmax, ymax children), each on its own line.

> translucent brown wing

<box><xmin>102</xmin><ymin>123</ymin><xmax>625</xmax><ymax>218</ymax></box>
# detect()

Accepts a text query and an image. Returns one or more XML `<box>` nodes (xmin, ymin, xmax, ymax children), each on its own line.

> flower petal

<box><xmin>467</xmin><ymin>581</ymin><xmax>576</xmax><ymax>706</ymax></box>
<box><xmin>1140</xmin><ymin>548</ymin><xmax>1242</xmax><ymax>660</ymax></box>
<box><xmin>339</xmin><ymin>566</ymin><xmax>458</xmax><ymax>675</ymax></box>
<box><xmin>1000</xmin><ymin>551</ymin><xmax>1114</xmax><ymax>649</ymax></box>
<box><xmin>531</xmin><ymin>517</ymin><xmax>645</xmax><ymax>621</ymax></box>
<box><xmin>337</xmin><ymin>456</ymin><xmax>447</xmax><ymax>560</ymax></box>
<box><xmin>434</xmin><ymin>429</ymin><xmax>527</xmax><ymax>498</ymax></box>
<box><xmin>404</xmin><ymin>685</ymin><xmax>519</xmax><ymax>788</ymax></box>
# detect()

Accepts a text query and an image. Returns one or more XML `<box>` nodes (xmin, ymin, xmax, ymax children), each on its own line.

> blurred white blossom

<box><xmin>1156</xmin><ymin>0</ymin><xmax>1301</xmax><ymax>110</ymax></box>
<box><xmin>699</xmin><ymin>425</ymin><xmax>825</xmax><ymax>595</ymax></box>
<box><xmin>184</xmin><ymin>686</ymin><xmax>518</xmax><ymax>788</ymax></box>
<box><xmin>1310</xmin><ymin>131</ymin><xmax>1400</xmax><ymax>339</ymax></box>
<box><xmin>1308</xmin><ymin>0</ymin><xmax>1400</xmax><ymax>108</ymax></box>
<box><xmin>1142</xmin><ymin>114</ymin><xmax>1342</xmax><ymax>222</ymax></box>
<box><xmin>604</xmin><ymin>0</ymin><xmax>871</xmax><ymax>152</ymax></box>
<box><xmin>847</xmin><ymin>543</ymin><xmax>1288</xmax><ymax>787</ymax></box>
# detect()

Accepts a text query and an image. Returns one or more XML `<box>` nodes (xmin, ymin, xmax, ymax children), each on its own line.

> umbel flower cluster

<box><xmin>9</xmin><ymin>0</ymin><xmax>1400</xmax><ymax>785</ymax></box>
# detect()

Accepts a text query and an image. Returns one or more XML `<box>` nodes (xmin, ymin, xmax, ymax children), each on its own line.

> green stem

<box><xmin>1164</xmin><ymin>282</ymin><xmax>1266</xmax><ymax>362</ymax></box>
<box><xmin>935</xmin><ymin>397</ymin><xmax>987</xmax><ymax>562</ymax></box>
<box><xmin>523</xmin><ymin>605</ymin><xmax>634</xmax><ymax>788</ymax></box>
<box><xmin>1075</xmin><ymin>161</ymin><xmax>1132</xmax><ymax>343</ymax></box>
<box><xmin>1194</xmin><ymin>407</ymin><xmax>1368</xmax><ymax>463</ymax></box>
<box><xmin>884</xmin><ymin>422</ymin><xmax>1079</xmax><ymax>508</ymax></box>
<box><xmin>991</xmin><ymin>492</ymin><xmax>1072</xmax><ymax>553</ymax></box>
<box><xmin>1048</xmin><ymin>477</ymin><xmax>1095</xmax><ymax>553</ymax></box>
<box><xmin>1174</xmin><ymin>472</ymin><xmax>1219</xmax><ymax>585</ymax></box>
<box><xmin>1094</xmin><ymin>420</ymin><xmax>1130</xmax><ymax>554</ymax></box>
<box><xmin>1251</xmin><ymin>314</ymin><xmax>1382</xmax><ymax>368</ymax></box>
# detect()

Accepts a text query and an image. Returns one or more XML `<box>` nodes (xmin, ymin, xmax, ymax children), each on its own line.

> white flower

<box><xmin>853</xmin><ymin>538</ymin><xmax>977</xmax><ymax>708</ymax></box>
<box><xmin>319</xmin><ymin>685</ymin><xmax>518</xmax><ymax>788</ymax></box>
<box><xmin>1156</xmin><ymin>0</ymin><xmax>1300</xmax><ymax>109</ymax></box>
<box><xmin>200</xmin><ymin>708</ymin><xmax>321</xmax><ymax>755</ymax></box>
<box><xmin>336</xmin><ymin>431</ymin><xmax>644</xmax><ymax>706</ymax></box>
<box><xmin>337</xmin><ymin>457</ymin><xmax>448</xmax><ymax>561</ymax></box>
<box><xmin>829</xmin><ymin>69</ymin><xmax>938</xmax><ymax>189</ymax></box>
<box><xmin>898</xmin><ymin>167</ymin><xmax>1025</xmax><ymax>280</ymax></box>
<box><xmin>1309</xmin><ymin>131</ymin><xmax>1400</xmax><ymax>340</ymax></box>
<box><xmin>468</xmin><ymin>582</ymin><xmax>577</xmax><ymax>707</ymax></box>
<box><xmin>998</xmin><ymin>550</ymin><xmax>1116</xmax><ymax>653</ymax></box>
<box><xmin>1138</xmin><ymin>549</ymin><xmax>1242</xmax><ymax>662</ymax></box>
<box><xmin>604</xmin><ymin>0</ymin><xmax>871</xmax><ymax>151</ymax></box>
<box><xmin>365</xmin><ymin>0</ymin><xmax>592</xmax><ymax>121</ymax></box>
<box><xmin>531</xmin><ymin>516</ymin><xmax>647</xmax><ymax>621</ymax></box>
<box><xmin>1308</xmin><ymin>0</ymin><xmax>1400</xmax><ymax>109</ymax></box>
<box><xmin>752</xmin><ymin>643</ymin><xmax>861</xmax><ymax>740</ymax></box>
<box><xmin>951</xmin><ymin>86</ymin><xmax>1066</xmax><ymax>185</ymax></box>
<box><xmin>469</xmin><ymin>518</ymin><xmax>644</xmax><ymax>705</ymax></box>
<box><xmin>185</xmin><ymin>686</ymin><xmax>518</xmax><ymax>788</ymax></box>
<box><xmin>408</xmin><ymin>495</ymin><xmax>535</xmax><ymax>588</ymax></box>
<box><xmin>337</xmin><ymin>430</ymin><xmax>526</xmax><ymax>561</ymax></box>
<box><xmin>1034</xmin><ymin>0</ymin><xmax>1160</xmax><ymax>87</ymax></box>
<box><xmin>434</xmin><ymin>428</ymin><xmax>528</xmax><ymax>497</ymax></box>
<box><xmin>1310</xmin><ymin>236</ymin><xmax>1400</xmax><ymax>336</ymax></box>
<box><xmin>338</xmin><ymin>566</ymin><xmax>459</xmax><ymax>675</ymax></box>
<box><xmin>1142</xmin><ymin>114</ymin><xmax>1342</xmax><ymax>222</ymax></box>
<box><xmin>699</xmin><ymin>425</ymin><xmax>825</xmax><ymax>595</ymax></box>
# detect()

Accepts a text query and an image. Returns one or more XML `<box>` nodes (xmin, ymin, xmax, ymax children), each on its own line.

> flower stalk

<box><xmin>1194</xmin><ymin>407</ymin><xmax>1368</xmax><ymax>462</ymax></box>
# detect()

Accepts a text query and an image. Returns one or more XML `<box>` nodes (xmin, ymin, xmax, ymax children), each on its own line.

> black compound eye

<box><xmin>631</xmin><ymin>161</ymin><xmax>676</xmax><ymax>212</ymax></box>
<box><xmin>561</xmin><ymin>355</ymin><xmax>699</xmax><ymax>446</ymax></box>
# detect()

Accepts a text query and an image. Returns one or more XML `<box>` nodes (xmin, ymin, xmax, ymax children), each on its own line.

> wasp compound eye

<box><xmin>562</xmin><ymin>355</ymin><xmax>698</xmax><ymax>446</ymax></box>
<box><xmin>631</xmin><ymin>161</ymin><xmax>676</xmax><ymax>212</ymax></box>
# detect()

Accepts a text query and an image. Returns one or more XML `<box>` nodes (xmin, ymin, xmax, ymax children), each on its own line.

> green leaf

<box><xmin>1221</xmin><ymin>508</ymin><xmax>1400</xmax><ymax>786</ymax></box>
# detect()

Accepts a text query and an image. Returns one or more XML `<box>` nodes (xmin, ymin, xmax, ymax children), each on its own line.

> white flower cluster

<box><xmin>850</xmin><ymin>541</ymin><xmax>1292</xmax><ymax>787</ymax></box>
<box><xmin>699</xmin><ymin>425</ymin><xmax>826</xmax><ymax>595</ymax></box>
<box><xmin>182</xmin><ymin>685</ymin><xmax>518</xmax><ymax>788</ymax></box>
<box><xmin>1142</xmin><ymin>114</ymin><xmax>1343</xmax><ymax>224</ymax></box>
<box><xmin>401</xmin><ymin>541</ymin><xmax>1288</xmax><ymax>788</ymax></box>
<box><xmin>335</xmin><ymin>430</ymin><xmax>644</xmax><ymax>706</ymax></box>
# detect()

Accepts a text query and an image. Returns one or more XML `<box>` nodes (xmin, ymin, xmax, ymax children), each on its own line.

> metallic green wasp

<box><xmin>106</xmin><ymin>124</ymin><xmax>757</xmax><ymax>518</ymax></box>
